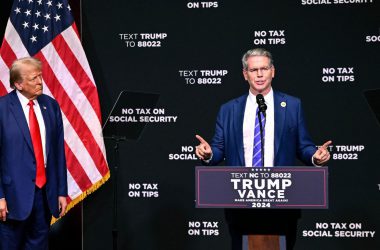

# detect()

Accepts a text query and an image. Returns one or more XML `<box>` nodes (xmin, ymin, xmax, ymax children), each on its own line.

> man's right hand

<box><xmin>0</xmin><ymin>198</ymin><xmax>8</xmax><ymax>221</ymax></box>
<box><xmin>195</xmin><ymin>135</ymin><xmax>212</xmax><ymax>161</ymax></box>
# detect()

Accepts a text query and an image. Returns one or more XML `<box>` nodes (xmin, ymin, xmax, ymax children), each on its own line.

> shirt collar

<box><xmin>16</xmin><ymin>90</ymin><xmax>39</xmax><ymax>108</ymax></box>
<box><xmin>248</xmin><ymin>87</ymin><xmax>273</xmax><ymax>107</ymax></box>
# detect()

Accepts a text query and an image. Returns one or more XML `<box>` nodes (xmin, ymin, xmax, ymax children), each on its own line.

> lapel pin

<box><xmin>281</xmin><ymin>102</ymin><xmax>286</xmax><ymax>108</ymax></box>
<box><xmin>43</xmin><ymin>106</ymin><xmax>47</xmax><ymax>110</ymax></box>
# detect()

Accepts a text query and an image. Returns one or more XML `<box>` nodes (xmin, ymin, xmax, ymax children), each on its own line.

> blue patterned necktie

<box><xmin>252</xmin><ymin>107</ymin><xmax>266</xmax><ymax>167</ymax></box>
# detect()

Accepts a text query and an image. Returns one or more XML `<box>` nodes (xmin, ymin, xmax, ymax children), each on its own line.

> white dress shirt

<box><xmin>16</xmin><ymin>90</ymin><xmax>47</xmax><ymax>165</ymax></box>
<box><xmin>243</xmin><ymin>88</ymin><xmax>275</xmax><ymax>167</ymax></box>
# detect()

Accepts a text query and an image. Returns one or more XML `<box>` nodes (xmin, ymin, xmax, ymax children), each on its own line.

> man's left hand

<box><xmin>0</xmin><ymin>198</ymin><xmax>8</xmax><ymax>221</ymax></box>
<box><xmin>58</xmin><ymin>196</ymin><xmax>67</xmax><ymax>217</ymax></box>
<box><xmin>313</xmin><ymin>140</ymin><xmax>332</xmax><ymax>166</ymax></box>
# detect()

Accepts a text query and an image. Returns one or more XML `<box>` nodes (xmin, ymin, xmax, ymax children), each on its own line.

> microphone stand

<box><xmin>257</xmin><ymin>111</ymin><xmax>265</xmax><ymax>167</ymax></box>
<box><xmin>110</xmin><ymin>135</ymin><xmax>126</xmax><ymax>250</ymax></box>
<box><xmin>255</xmin><ymin>94</ymin><xmax>266</xmax><ymax>167</ymax></box>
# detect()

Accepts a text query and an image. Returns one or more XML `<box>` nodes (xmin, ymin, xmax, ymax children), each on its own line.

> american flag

<box><xmin>0</xmin><ymin>0</ymin><xmax>110</xmax><ymax>220</ymax></box>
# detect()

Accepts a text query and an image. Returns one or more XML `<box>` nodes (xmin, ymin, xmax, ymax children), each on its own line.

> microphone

<box><xmin>255</xmin><ymin>94</ymin><xmax>266</xmax><ymax>167</ymax></box>
<box><xmin>256</xmin><ymin>94</ymin><xmax>267</xmax><ymax>114</ymax></box>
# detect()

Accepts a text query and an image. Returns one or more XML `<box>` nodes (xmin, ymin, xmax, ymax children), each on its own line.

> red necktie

<box><xmin>28</xmin><ymin>100</ymin><xmax>46</xmax><ymax>188</ymax></box>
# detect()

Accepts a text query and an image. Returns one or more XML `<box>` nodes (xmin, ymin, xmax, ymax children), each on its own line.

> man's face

<box><xmin>243</xmin><ymin>55</ymin><xmax>275</xmax><ymax>96</ymax></box>
<box><xmin>14</xmin><ymin>64</ymin><xmax>43</xmax><ymax>100</ymax></box>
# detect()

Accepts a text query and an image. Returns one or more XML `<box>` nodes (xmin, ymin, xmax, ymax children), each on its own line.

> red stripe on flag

<box><xmin>71</xmin><ymin>23</ymin><xmax>80</xmax><ymax>39</ymax></box>
<box><xmin>35</xmin><ymin>52</ymin><xmax>109</xmax><ymax>176</ymax></box>
<box><xmin>0</xmin><ymin>80</ymin><xmax>8</xmax><ymax>97</ymax></box>
<box><xmin>0</xmin><ymin>40</ymin><xmax>17</xmax><ymax>68</ymax></box>
<box><xmin>51</xmin><ymin>34</ymin><xmax>102</xmax><ymax>122</ymax></box>
<box><xmin>64</xmin><ymin>142</ymin><xmax>93</xmax><ymax>191</ymax></box>
<box><xmin>66</xmin><ymin>197</ymin><xmax>72</xmax><ymax>203</ymax></box>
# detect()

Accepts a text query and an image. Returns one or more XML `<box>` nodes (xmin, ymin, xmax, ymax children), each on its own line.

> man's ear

<box><xmin>242</xmin><ymin>70</ymin><xmax>248</xmax><ymax>80</ymax></box>
<box><xmin>14</xmin><ymin>82</ymin><xmax>23</xmax><ymax>91</ymax></box>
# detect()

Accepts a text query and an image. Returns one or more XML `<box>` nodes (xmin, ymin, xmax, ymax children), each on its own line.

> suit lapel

<box><xmin>274</xmin><ymin>91</ymin><xmax>286</xmax><ymax>162</ymax></box>
<box><xmin>234</xmin><ymin>94</ymin><xmax>248</xmax><ymax>166</ymax></box>
<box><xmin>9</xmin><ymin>90</ymin><xmax>34</xmax><ymax>152</ymax></box>
<box><xmin>37</xmin><ymin>96</ymin><xmax>51</xmax><ymax>159</ymax></box>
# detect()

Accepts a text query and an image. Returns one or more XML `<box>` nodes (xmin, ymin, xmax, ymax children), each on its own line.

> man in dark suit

<box><xmin>0</xmin><ymin>57</ymin><xmax>67</xmax><ymax>250</ymax></box>
<box><xmin>195</xmin><ymin>48</ymin><xmax>331</xmax><ymax>249</ymax></box>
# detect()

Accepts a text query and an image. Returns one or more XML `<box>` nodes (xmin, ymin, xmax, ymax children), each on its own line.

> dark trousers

<box><xmin>0</xmin><ymin>187</ymin><xmax>51</xmax><ymax>250</ymax></box>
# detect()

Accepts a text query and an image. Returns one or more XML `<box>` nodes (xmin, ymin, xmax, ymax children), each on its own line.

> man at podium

<box><xmin>195</xmin><ymin>48</ymin><xmax>331</xmax><ymax>250</ymax></box>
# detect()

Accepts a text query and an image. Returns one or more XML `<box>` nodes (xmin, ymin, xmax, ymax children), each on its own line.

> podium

<box><xmin>247</xmin><ymin>235</ymin><xmax>280</xmax><ymax>250</ymax></box>
<box><xmin>195</xmin><ymin>167</ymin><xmax>328</xmax><ymax>250</ymax></box>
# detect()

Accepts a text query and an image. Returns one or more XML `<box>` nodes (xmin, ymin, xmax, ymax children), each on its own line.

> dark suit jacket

<box><xmin>208</xmin><ymin>90</ymin><xmax>317</xmax><ymax>166</ymax></box>
<box><xmin>208</xmin><ymin>91</ymin><xmax>316</xmax><ymax>249</ymax></box>
<box><xmin>0</xmin><ymin>90</ymin><xmax>67</xmax><ymax>220</ymax></box>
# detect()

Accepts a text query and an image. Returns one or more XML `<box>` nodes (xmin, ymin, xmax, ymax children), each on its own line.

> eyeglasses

<box><xmin>246</xmin><ymin>65</ymin><xmax>272</xmax><ymax>74</ymax></box>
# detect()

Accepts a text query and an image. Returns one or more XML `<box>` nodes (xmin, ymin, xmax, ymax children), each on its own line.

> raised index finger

<box><xmin>321</xmin><ymin>140</ymin><xmax>332</xmax><ymax>149</ymax></box>
<box><xmin>195</xmin><ymin>134</ymin><xmax>207</xmax><ymax>144</ymax></box>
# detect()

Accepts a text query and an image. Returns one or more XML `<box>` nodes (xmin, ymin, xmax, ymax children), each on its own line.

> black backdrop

<box><xmin>1</xmin><ymin>0</ymin><xmax>380</xmax><ymax>249</ymax></box>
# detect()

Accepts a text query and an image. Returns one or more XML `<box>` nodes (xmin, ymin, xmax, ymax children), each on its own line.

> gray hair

<box><xmin>9</xmin><ymin>57</ymin><xmax>42</xmax><ymax>88</ymax></box>
<box><xmin>242</xmin><ymin>48</ymin><xmax>273</xmax><ymax>70</ymax></box>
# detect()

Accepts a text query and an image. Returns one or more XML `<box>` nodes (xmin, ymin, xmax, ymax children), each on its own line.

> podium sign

<box><xmin>195</xmin><ymin>167</ymin><xmax>328</xmax><ymax>209</ymax></box>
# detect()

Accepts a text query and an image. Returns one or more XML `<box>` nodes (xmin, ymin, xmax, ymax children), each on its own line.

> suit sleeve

<box><xmin>0</xmin><ymin>118</ymin><xmax>3</xmax><ymax>199</ymax></box>
<box><xmin>208</xmin><ymin>106</ymin><xmax>226</xmax><ymax>166</ymax></box>
<box><xmin>296</xmin><ymin>101</ymin><xmax>317</xmax><ymax>165</ymax></box>
<box><xmin>55</xmin><ymin>103</ymin><xmax>68</xmax><ymax>197</ymax></box>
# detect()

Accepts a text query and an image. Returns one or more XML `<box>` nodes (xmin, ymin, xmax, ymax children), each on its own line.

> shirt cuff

<box><xmin>311</xmin><ymin>156</ymin><xmax>322</xmax><ymax>167</ymax></box>
<box><xmin>202</xmin><ymin>152</ymin><xmax>213</xmax><ymax>164</ymax></box>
